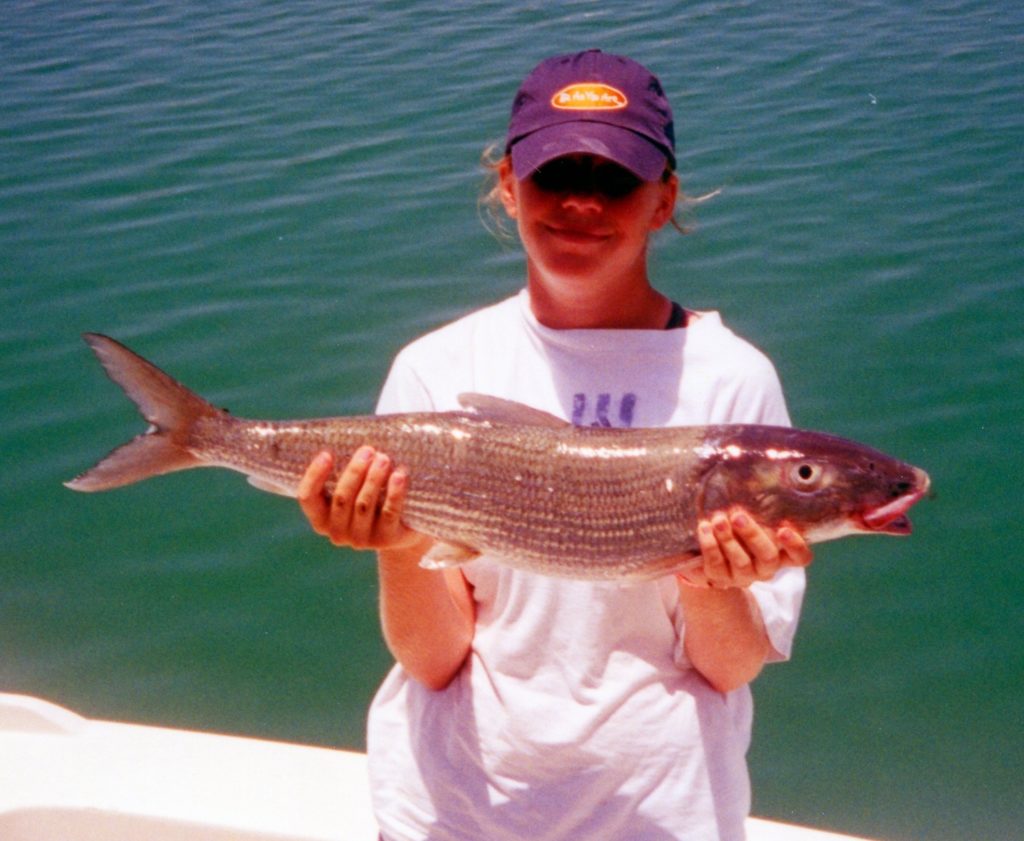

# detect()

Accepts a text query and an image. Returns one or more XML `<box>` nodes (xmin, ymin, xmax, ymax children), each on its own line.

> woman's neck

<box><xmin>526</xmin><ymin>269</ymin><xmax>672</xmax><ymax>330</ymax></box>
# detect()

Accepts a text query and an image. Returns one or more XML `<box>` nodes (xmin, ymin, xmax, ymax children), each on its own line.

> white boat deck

<box><xmin>0</xmin><ymin>693</ymin><xmax>876</xmax><ymax>841</ymax></box>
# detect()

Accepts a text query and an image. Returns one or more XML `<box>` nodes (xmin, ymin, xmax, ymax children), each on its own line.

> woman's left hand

<box><xmin>677</xmin><ymin>508</ymin><xmax>813</xmax><ymax>590</ymax></box>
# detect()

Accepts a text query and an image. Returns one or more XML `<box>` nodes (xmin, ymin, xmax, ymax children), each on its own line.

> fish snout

<box><xmin>861</xmin><ymin>465</ymin><xmax>931</xmax><ymax>534</ymax></box>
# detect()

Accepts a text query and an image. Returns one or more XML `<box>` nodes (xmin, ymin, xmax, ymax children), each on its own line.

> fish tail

<box><xmin>65</xmin><ymin>334</ymin><xmax>225</xmax><ymax>492</ymax></box>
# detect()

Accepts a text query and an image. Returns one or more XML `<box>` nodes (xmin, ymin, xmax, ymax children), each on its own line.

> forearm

<box><xmin>673</xmin><ymin>510</ymin><xmax>811</xmax><ymax>692</ymax></box>
<box><xmin>297</xmin><ymin>449</ymin><xmax>475</xmax><ymax>689</ymax></box>
<box><xmin>377</xmin><ymin>541</ymin><xmax>475</xmax><ymax>690</ymax></box>
<box><xmin>676</xmin><ymin>583</ymin><xmax>771</xmax><ymax>693</ymax></box>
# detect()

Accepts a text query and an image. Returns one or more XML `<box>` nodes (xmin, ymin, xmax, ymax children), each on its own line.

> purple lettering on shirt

<box><xmin>619</xmin><ymin>393</ymin><xmax>637</xmax><ymax>427</ymax></box>
<box><xmin>571</xmin><ymin>393</ymin><xmax>638</xmax><ymax>428</ymax></box>
<box><xmin>572</xmin><ymin>393</ymin><xmax>587</xmax><ymax>426</ymax></box>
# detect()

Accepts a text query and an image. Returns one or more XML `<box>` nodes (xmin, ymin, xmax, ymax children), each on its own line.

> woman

<box><xmin>299</xmin><ymin>50</ymin><xmax>811</xmax><ymax>841</ymax></box>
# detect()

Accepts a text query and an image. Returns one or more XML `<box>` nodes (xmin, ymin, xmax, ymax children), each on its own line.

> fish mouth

<box><xmin>860</xmin><ymin>468</ymin><xmax>931</xmax><ymax>535</ymax></box>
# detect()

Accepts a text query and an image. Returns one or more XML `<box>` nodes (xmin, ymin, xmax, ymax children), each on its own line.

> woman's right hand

<box><xmin>297</xmin><ymin>448</ymin><xmax>430</xmax><ymax>552</ymax></box>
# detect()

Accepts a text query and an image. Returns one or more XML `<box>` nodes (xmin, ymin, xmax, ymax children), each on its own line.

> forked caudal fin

<box><xmin>65</xmin><ymin>334</ymin><xmax>226</xmax><ymax>492</ymax></box>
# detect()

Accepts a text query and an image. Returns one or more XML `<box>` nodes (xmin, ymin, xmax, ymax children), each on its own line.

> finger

<box><xmin>328</xmin><ymin>446</ymin><xmax>375</xmax><ymax>544</ymax></box>
<box><xmin>378</xmin><ymin>466</ymin><xmax>409</xmax><ymax>536</ymax></box>
<box><xmin>710</xmin><ymin>511</ymin><xmax>758</xmax><ymax>586</ymax></box>
<box><xmin>698</xmin><ymin>517</ymin><xmax>729</xmax><ymax>586</ymax></box>
<box><xmin>349</xmin><ymin>452</ymin><xmax>392</xmax><ymax>546</ymax></box>
<box><xmin>297</xmin><ymin>451</ymin><xmax>334</xmax><ymax>534</ymax></box>
<box><xmin>730</xmin><ymin>509</ymin><xmax>781</xmax><ymax>580</ymax></box>
<box><xmin>778</xmin><ymin>526</ymin><xmax>813</xmax><ymax>568</ymax></box>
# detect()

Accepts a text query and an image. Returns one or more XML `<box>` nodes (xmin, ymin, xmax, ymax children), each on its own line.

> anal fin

<box><xmin>246</xmin><ymin>475</ymin><xmax>295</xmax><ymax>497</ymax></box>
<box><xmin>420</xmin><ymin>541</ymin><xmax>481</xmax><ymax>570</ymax></box>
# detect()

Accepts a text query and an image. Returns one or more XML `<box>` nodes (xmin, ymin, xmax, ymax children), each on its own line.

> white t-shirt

<box><xmin>367</xmin><ymin>291</ymin><xmax>806</xmax><ymax>841</ymax></box>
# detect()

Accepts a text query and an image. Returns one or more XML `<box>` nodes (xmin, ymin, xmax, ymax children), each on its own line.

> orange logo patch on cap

<box><xmin>551</xmin><ymin>83</ymin><xmax>628</xmax><ymax>110</ymax></box>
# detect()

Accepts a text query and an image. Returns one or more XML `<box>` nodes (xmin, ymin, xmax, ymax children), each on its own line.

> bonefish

<box><xmin>66</xmin><ymin>333</ymin><xmax>930</xmax><ymax>581</ymax></box>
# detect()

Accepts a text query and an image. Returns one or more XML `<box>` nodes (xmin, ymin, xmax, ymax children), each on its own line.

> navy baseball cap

<box><xmin>505</xmin><ymin>50</ymin><xmax>676</xmax><ymax>182</ymax></box>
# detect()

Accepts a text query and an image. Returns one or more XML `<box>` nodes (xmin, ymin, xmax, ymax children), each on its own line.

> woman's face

<box><xmin>499</xmin><ymin>153</ymin><xmax>677</xmax><ymax>293</ymax></box>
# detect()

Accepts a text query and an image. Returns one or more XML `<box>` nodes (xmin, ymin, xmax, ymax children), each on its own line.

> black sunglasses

<box><xmin>530</xmin><ymin>158</ymin><xmax>644</xmax><ymax>200</ymax></box>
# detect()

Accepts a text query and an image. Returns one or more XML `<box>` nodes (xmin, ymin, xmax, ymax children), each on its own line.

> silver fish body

<box><xmin>67</xmin><ymin>334</ymin><xmax>930</xmax><ymax>581</ymax></box>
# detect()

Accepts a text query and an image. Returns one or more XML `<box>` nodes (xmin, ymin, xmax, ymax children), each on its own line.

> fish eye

<box><xmin>789</xmin><ymin>462</ymin><xmax>823</xmax><ymax>488</ymax></box>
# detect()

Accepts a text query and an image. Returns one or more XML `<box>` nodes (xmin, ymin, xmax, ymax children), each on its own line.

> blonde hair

<box><xmin>477</xmin><ymin>142</ymin><xmax>516</xmax><ymax>243</ymax></box>
<box><xmin>477</xmin><ymin>142</ymin><xmax>715</xmax><ymax>242</ymax></box>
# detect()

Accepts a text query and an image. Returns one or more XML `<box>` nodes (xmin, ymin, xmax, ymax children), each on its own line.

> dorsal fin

<box><xmin>458</xmin><ymin>393</ymin><xmax>567</xmax><ymax>429</ymax></box>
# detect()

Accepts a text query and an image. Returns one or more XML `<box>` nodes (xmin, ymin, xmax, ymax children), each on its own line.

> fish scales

<box><xmin>66</xmin><ymin>334</ymin><xmax>931</xmax><ymax>582</ymax></box>
<box><xmin>203</xmin><ymin>412</ymin><xmax>709</xmax><ymax>577</ymax></box>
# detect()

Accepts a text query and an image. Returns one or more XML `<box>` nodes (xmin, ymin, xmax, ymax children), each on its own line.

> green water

<box><xmin>2</xmin><ymin>3</ymin><xmax>1022</xmax><ymax>839</ymax></box>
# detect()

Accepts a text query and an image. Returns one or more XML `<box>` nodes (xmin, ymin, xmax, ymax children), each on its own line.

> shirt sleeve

<box><xmin>671</xmin><ymin>565</ymin><xmax>806</xmax><ymax>670</ymax></box>
<box><xmin>750</xmin><ymin>567</ymin><xmax>806</xmax><ymax>661</ymax></box>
